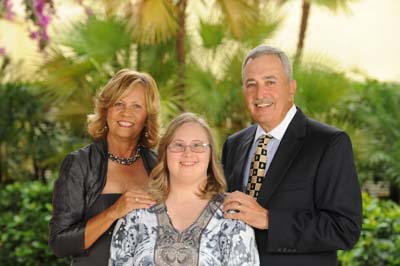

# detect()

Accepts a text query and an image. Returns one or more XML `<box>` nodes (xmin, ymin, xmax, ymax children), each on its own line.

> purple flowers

<box><xmin>2</xmin><ymin>0</ymin><xmax>15</xmax><ymax>20</ymax></box>
<box><xmin>0</xmin><ymin>47</ymin><xmax>6</xmax><ymax>56</ymax></box>
<box><xmin>1</xmin><ymin>0</ymin><xmax>54</xmax><ymax>51</ymax></box>
<box><xmin>29</xmin><ymin>0</ymin><xmax>54</xmax><ymax>50</ymax></box>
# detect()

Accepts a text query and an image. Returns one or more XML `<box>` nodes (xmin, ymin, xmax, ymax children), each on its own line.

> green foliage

<box><xmin>313</xmin><ymin>0</ymin><xmax>356</xmax><ymax>14</ymax></box>
<box><xmin>339</xmin><ymin>193</ymin><xmax>400</xmax><ymax>266</ymax></box>
<box><xmin>185</xmin><ymin>63</ymin><xmax>225</xmax><ymax>124</ymax></box>
<box><xmin>127</xmin><ymin>0</ymin><xmax>179</xmax><ymax>45</ymax></box>
<box><xmin>184</xmin><ymin>50</ymin><xmax>250</xmax><ymax>148</ymax></box>
<box><xmin>294</xmin><ymin>61</ymin><xmax>352</xmax><ymax>117</ymax></box>
<box><xmin>61</xmin><ymin>16</ymin><xmax>133</xmax><ymax>62</ymax></box>
<box><xmin>212</xmin><ymin>0</ymin><xmax>260</xmax><ymax>41</ymax></box>
<box><xmin>40</xmin><ymin>15</ymin><xmax>135</xmax><ymax>136</ymax></box>
<box><xmin>338</xmin><ymin>80</ymin><xmax>400</xmax><ymax>185</ymax></box>
<box><xmin>138</xmin><ymin>40</ymin><xmax>177</xmax><ymax>84</ymax></box>
<box><xmin>0</xmin><ymin>181</ymin><xmax>68</xmax><ymax>266</ymax></box>
<box><xmin>136</xmin><ymin>40</ymin><xmax>182</xmax><ymax>122</ymax></box>
<box><xmin>35</xmin><ymin>1</ymin><xmax>283</xmax><ymax>142</ymax></box>
<box><xmin>1</xmin><ymin>182</ymin><xmax>398</xmax><ymax>265</ymax></box>
<box><xmin>293</xmin><ymin>62</ymin><xmax>400</xmax><ymax>186</ymax></box>
<box><xmin>0</xmin><ymin>83</ymin><xmax>64</xmax><ymax>182</ymax></box>
<box><xmin>236</xmin><ymin>5</ymin><xmax>283</xmax><ymax>47</ymax></box>
<box><xmin>199</xmin><ymin>20</ymin><xmax>225</xmax><ymax>49</ymax></box>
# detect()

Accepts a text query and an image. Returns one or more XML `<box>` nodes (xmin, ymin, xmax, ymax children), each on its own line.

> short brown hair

<box><xmin>87</xmin><ymin>69</ymin><xmax>160</xmax><ymax>148</ymax></box>
<box><xmin>148</xmin><ymin>112</ymin><xmax>227</xmax><ymax>202</ymax></box>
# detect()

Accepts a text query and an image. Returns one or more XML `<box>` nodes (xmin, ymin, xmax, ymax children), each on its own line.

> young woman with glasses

<box><xmin>109</xmin><ymin>112</ymin><xmax>259</xmax><ymax>266</ymax></box>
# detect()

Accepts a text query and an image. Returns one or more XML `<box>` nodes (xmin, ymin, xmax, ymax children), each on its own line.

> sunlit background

<box><xmin>1</xmin><ymin>0</ymin><xmax>399</xmax><ymax>82</ymax></box>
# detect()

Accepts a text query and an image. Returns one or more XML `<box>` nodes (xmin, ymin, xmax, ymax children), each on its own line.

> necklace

<box><xmin>107</xmin><ymin>147</ymin><xmax>141</xmax><ymax>165</ymax></box>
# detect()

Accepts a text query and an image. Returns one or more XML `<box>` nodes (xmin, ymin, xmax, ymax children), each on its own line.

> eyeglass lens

<box><xmin>168</xmin><ymin>141</ymin><xmax>209</xmax><ymax>153</ymax></box>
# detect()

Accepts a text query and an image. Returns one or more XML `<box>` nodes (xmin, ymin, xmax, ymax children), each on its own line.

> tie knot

<box><xmin>258</xmin><ymin>134</ymin><xmax>272</xmax><ymax>145</ymax></box>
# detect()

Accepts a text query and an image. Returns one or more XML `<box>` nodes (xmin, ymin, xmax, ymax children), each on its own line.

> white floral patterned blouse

<box><xmin>109</xmin><ymin>194</ymin><xmax>259</xmax><ymax>266</ymax></box>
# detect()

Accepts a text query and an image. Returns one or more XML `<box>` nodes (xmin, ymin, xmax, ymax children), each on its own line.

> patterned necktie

<box><xmin>246</xmin><ymin>134</ymin><xmax>272</xmax><ymax>198</ymax></box>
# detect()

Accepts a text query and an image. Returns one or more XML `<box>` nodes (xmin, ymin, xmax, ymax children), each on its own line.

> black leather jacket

<box><xmin>49</xmin><ymin>139</ymin><xmax>157</xmax><ymax>258</ymax></box>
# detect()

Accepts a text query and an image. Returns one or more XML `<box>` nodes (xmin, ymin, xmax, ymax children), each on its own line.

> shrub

<box><xmin>339</xmin><ymin>192</ymin><xmax>400</xmax><ymax>266</ymax></box>
<box><xmin>0</xmin><ymin>181</ymin><xmax>68</xmax><ymax>266</ymax></box>
<box><xmin>1</xmin><ymin>181</ymin><xmax>398</xmax><ymax>265</ymax></box>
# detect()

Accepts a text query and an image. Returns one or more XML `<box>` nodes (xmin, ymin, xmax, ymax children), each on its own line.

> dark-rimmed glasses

<box><xmin>168</xmin><ymin>140</ymin><xmax>210</xmax><ymax>153</ymax></box>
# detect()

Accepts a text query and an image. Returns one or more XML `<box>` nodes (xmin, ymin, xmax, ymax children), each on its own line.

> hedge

<box><xmin>0</xmin><ymin>181</ymin><xmax>68</xmax><ymax>266</ymax></box>
<box><xmin>339</xmin><ymin>192</ymin><xmax>400</xmax><ymax>265</ymax></box>
<box><xmin>1</xmin><ymin>181</ymin><xmax>399</xmax><ymax>265</ymax></box>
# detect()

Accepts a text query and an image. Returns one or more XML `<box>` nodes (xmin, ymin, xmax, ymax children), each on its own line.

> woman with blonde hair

<box><xmin>49</xmin><ymin>69</ymin><xmax>160</xmax><ymax>265</ymax></box>
<box><xmin>109</xmin><ymin>112</ymin><xmax>259</xmax><ymax>266</ymax></box>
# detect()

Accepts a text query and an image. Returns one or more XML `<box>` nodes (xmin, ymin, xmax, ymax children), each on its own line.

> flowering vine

<box><xmin>1</xmin><ymin>0</ymin><xmax>15</xmax><ymax>20</ymax></box>
<box><xmin>23</xmin><ymin>0</ymin><xmax>55</xmax><ymax>51</ymax></box>
<box><xmin>0</xmin><ymin>0</ymin><xmax>55</xmax><ymax>51</ymax></box>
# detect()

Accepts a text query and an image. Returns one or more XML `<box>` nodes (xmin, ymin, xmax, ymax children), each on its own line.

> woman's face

<box><xmin>106</xmin><ymin>85</ymin><xmax>147</xmax><ymax>143</ymax></box>
<box><xmin>166</xmin><ymin>122</ymin><xmax>211</xmax><ymax>186</ymax></box>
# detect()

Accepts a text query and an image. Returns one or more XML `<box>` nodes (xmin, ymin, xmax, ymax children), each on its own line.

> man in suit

<box><xmin>222</xmin><ymin>45</ymin><xmax>362</xmax><ymax>266</ymax></box>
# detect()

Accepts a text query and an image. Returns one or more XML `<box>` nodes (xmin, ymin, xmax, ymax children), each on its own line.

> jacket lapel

<box><xmin>230</xmin><ymin>126</ymin><xmax>257</xmax><ymax>192</ymax></box>
<box><xmin>257</xmin><ymin>109</ymin><xmax>307</xmax><ymax>206</ymax></box>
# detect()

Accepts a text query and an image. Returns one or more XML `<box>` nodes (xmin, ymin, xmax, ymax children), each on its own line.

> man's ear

<box><xmin>290</xmin><ymin>79</ymin><xmax>297</xmax><ymax>98</ymax></box>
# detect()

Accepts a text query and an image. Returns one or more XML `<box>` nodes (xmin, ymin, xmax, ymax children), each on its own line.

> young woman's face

<box><xmin>166</xmin><ymin>122</ymin><xmax>211</xmax><ymax>186</ymax></box>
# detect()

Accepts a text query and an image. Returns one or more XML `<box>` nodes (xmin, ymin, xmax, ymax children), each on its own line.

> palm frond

<box><xmin>59</xmin><ymin>16</ymin><xmax>132</xmax><ymax>63</ymax></box>
<box><xmin>128</xmin><ymin>0</ymin><xmax>178</xmax><ymax>44</ymax></box>
<box><xmin>239</xmin><ymin>4</ymin><xmax>283</xmax><ymax>47</ymax></box>
<box><xmin>215</xmin><ymin>0</ymin><xmax>259</xmax><ymax>40</ymax></box>
<box><xmin>199</xmin><ymin>20</ymin><xmax>225</xmax><ymax>49</ymax></box>
<box><xmin>103</xmin><ymin>0</ymin><xmax>126</xmax><ymax>17</ymax></box>
<box><xmin>184</xmin><ymin>62</ymin><xmax>225</xmax><ymax>125</ymax></box>
<box><xmin>294</xmin><ymin>57</ymin><xmax>352</xmax><ymax>116</ymax></box>
<box><xmin>313</xmin><ymin>0</ymin><xmax>357</xmax><ymax>14</ymax></box>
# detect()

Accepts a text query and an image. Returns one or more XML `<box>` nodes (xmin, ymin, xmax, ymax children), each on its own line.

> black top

<box><xmin>49</xmin><ymin>139</ymin><xmax>158</xmax><ymax>259</ymax></box>
<box><xmin>73</xmin><ymin>194</ymin><xmax>121</xmax><ymax>266</ymax></box>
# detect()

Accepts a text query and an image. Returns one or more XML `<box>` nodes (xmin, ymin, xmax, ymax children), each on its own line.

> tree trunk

<box><xmin>0</xmin><ymin>143</ymin><xmax>8</xmax><ymax>182</ymax></box>
<box><xmin>176</xmin><ymin>0</ymin><xmax>187</xmax><ymax>110</ymax></box>
<box><xmin>295</xmin><ymin>0</ymin><xmax>311</xmax><ymax>64</ymax></box>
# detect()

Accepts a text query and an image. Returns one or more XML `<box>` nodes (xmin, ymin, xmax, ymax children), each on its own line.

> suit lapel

<box><xmin>230</xmin><ymin>126</ymin><xmax>256</xmax><ymax>191</ymax></box>
<box><xmin>257</xmin><ymin>109</ymin><xmax>307</xmax><ymax>206</ymax></box>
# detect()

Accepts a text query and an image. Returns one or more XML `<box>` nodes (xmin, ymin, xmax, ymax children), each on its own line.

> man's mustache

<box><xmin>252</xmin><ymin>98</ymin><xmax>273</xmax><ymax>106</ymax></box>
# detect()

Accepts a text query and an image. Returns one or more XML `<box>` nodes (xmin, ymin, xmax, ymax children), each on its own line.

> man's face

<box><xmin>242</xmin><ymin>54</ymin><xmax>296</xmax><ymax>132</ymax></box>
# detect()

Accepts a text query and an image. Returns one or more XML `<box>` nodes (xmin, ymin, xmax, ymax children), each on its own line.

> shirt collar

<box><xmin>255</xmin><ymin>104</ymin><xmax>297</xmax><ymax>141</ymax></box>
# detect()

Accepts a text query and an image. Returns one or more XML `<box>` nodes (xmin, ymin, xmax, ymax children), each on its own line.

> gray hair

<box><xmin>241</xmin><ymin>45</ymin><xmax>293</xmax><ymax>82</ymax></box>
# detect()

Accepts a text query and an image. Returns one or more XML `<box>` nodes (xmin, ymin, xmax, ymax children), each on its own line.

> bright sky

<box><xmin>1</xmin><ymin>0</ymin><xmax>399</xmax><ymax>82</ymax></box>
<box><xmin>270</xmin><ymin>0</ymin><xmax>400</xmax><ymax>82</ymax></box>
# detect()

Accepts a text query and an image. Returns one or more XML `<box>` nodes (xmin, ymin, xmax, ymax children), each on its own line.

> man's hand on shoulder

<box><xmin>223</xmin><ymin>191</ymin><xmax>269</xmax><ymax>230</ymax></box>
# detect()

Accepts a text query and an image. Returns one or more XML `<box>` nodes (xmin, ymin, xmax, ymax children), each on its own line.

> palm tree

<box><xmin>106</xmin><ymin>0</ymin><xmax>262</xmax><ymax>100</ymax></box>
<box><xmin>39</xmin><ymin>15</ymin><xmax>135</xmax><ymax>136</ymax></box>
<box><xmin>277</xmin><ymin>0</ymin><xmax>358</xmax><ymax>63</ymax></box>
<box><xmin>182</xmin><ymin>4</ymin><xmax>283</xmax><ymax>146</ymax></box>
<box><xmin>39</xmin><ymin>0</ymin><xmax>275</xmax><ymax>129</ymax></box>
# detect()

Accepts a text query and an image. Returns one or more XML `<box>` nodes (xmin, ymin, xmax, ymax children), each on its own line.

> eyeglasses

<box><xmin>168</xmin><ymin>140</ymin><xmax>210</xmax><ymax>153</ymax></box>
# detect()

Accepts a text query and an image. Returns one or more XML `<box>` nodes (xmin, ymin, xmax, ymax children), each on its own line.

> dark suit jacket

<box><xmin>221</xmin><ymin>108</ymin><xmax>362</xmax><ymax>266</ymax></box>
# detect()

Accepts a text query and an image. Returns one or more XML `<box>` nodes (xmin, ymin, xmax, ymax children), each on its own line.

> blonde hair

<box><xmin>87</xmin><ymin>69</ymin><xmax>160</xmax><ymax>148</ymax></box>
<box><xmin>148</xmin><ymin>112</ymin><xmax>227</xmax><ymax>202</ymax></box>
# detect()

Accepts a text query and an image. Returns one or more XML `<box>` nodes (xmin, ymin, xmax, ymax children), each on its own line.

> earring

<box><xmin>103</xmin><ymin>124</ymin><xmax>108</xmax><ymax>131</ymax></box>
<box><xmin>144</xmin><ymin>131</ymin><xmax>149</xmax><ymax>138</ymax></box>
